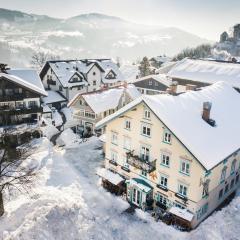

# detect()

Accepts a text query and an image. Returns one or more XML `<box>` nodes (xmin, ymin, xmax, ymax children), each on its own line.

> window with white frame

<box><xmin>140</xmin><ymin>146</ymin><xmax>150</xmax><ymax>162</ymax></box>
<box><xmin>141</xmin><ymin>123</ymin><xmax>151</xmax><ymax>137</ymax></box>
<box><xmin>220</xmin><ymin>166</ymin><xmax>227</xmax><ymax>183</ymax></box>
<box><xmin>111</xmin><ymin>132</ymin><xmax>118</xmax><ymax>145</ymax></box>
<box><xmin>161</xmin><ymin>153</ymin><xmax>170</xmax><ymax>167</ymax></box>
<box><xmin>122</xmin><ymin>155</ymin><xmax>129</xmax><ymax>169</ymax></box>
<box><xmin>110</xmin><ymin>151</ymin><xmax>118</xmax><ymax>162</ymax></box>
<box><xmin>159</xmin><ymin>174</ymin><xmax>168</xmax><ymax>188</ymax></box>
<box><xmin>231</xmin><ymin>159</ymin><xmax>236</xmax><ymax>175</ymax></box>
<box><xmin>180</xmin><ymin>160</ymin><xmax>190</xmax><ymax>175</ymax></box>
<box><xmin>149</xmin><ymin>80</ymin><xmax>153</xmax><ymax>86</ymax></box>
<box><xmin>178</xmin><ymin>183</ymin><xmax>188</xmax><ymax>197</ymax></box>
<box><xmin>144</xmin><ymin>109</ymin><xmax>151</xmax><ymax>119</ymax></box>
<box><xmin>163</xmin><ymin>130</ymin><xmax>171</xmax><ymax>144</ymax></box>
<box><xmin>123</xmin><ymin>137</ymin><xmax>131</xmax><ymax>151</ymax></box>
<box><xmin>124</xmin><ymin>119</ymin><xmax>131</xmax><ymax>130</ymax></box>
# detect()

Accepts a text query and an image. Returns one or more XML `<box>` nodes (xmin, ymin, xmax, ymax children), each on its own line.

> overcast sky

<box><xmin>0</xmin><ymin>0</ymin><xmax>239</xmax><ymax>40</ymax></box>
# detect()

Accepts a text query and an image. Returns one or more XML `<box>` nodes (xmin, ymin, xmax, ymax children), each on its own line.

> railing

<box><xmin>0</xmin><ymin>94</ymin><xmax>25</xmax><ymax>101</ymax></box>
<box><xmin>0</xmin><ymin>106</ymin><xmax>43</xmax><ymax>115</ymax></box>
<box><xmin>47</xmin><ymin>79</ymin><xmax>56</xmax><ymax>85</ymax></box>
<box><xmin>126</xmin><ymin>150</ymin><xmax>156</xmax><ymax>173</ymax></box>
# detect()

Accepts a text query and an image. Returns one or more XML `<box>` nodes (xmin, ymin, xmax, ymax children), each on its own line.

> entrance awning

<box><xmin>126</xmin><ymin>178</ymin><xmax>153</xmax><ymax>193</ymax></box>
<box><xmin>97</xmin><ymin>168</ymin><xmax>125</xmax><ymax>185</ymax></box>
<box><xmin>168</xmin><ymin>206</ymin><xmax>194</xmax><ymax>222</ymax></box>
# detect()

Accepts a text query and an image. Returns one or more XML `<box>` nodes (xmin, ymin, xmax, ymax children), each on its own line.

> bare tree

<box><xmin>0</xmin><ymin>149</ymin><xmax>37</xmax><ymax>216</ymax></box>
<box><xmin>31</xmin><ymin>51</ymin><xmax>60</xmax><ymax>71</ymax></box>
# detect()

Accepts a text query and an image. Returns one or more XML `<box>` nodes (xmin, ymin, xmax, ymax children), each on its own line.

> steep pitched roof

<box><xmin>40</xmin><ymin>59</ymin><xmax>123</xmax><ymax>87</ymax></box>
<box><xmin>168</xmin><ymin>58</ymin><xmax>240</xmax><ymax>89</ymax></box>
<box><xmin>1</xmin><ymin>69</ymin><xmax>47</xmax><ymax>96</ymax></box>
<box><xmin>68</xmin><ymin>84</ymin><xmax>140</xmax><ymax>114</ymax></box>
<box><xmin>96</xmin><ymin>82</ymin><xmax>240</xmax><ymax>170</ymax></box>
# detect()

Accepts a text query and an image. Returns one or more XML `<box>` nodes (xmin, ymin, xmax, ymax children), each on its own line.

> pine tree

<box><xmin>139</xmin><ymin>57</ymin><xmax>151</xmax><ymax>77</ymax></box>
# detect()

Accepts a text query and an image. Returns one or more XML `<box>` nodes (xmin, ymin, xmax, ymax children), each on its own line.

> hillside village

<box><xmin>0</xmin><ymin>6</ymin><xmax>240</xmax><ymax>239</ymax></box>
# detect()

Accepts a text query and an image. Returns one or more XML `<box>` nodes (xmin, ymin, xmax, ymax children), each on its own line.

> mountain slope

<box><xmin>0</xmin><ymin>8</ymin><xmax>210</xmax><ymax>67</ymax></box>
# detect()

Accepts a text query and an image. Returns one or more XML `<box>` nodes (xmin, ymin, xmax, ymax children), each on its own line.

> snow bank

<box><xmin>56</xmin><ymin>128</ymin><xmax>80</xmax><ymax>147</ymax></box>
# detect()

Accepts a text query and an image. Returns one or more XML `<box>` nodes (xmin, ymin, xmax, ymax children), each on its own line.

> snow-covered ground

<box><xmin>0</xmin><ymin>134</ymin><xmax>240</xmax><ymax>240</ymax></box>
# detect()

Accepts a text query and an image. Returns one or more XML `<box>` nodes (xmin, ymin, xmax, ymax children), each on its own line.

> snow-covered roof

<box><xmin>69</xmin><ymin>84</ymin><xmax>140</xmax><ymax>114</ymax></box>
<box><xmin>42</xmin><ymin>105</ymin><xmax>52</xmax><ymax>113</ymax></box>
<box><xmin>169</xmin><ymin>207</ymin><xmax>194</xmax><ymax>222</ymax></box>
<box><xmin>97</xmin><ymin>168</ymin><xmax>124</xmax><ymax>185</ymax></box>
<box><xmin>151</xmin><ymin>56</ymin><xmax>171</xmax><ymax>63</ymax></box>
<box><xmin>126</xmin><ymin>178</ymin><xmax>153</xmax><ymax>193</ymax></box>
<box><xmin>130</xmin><ymin>74</ymin><xmax>170</xmax><ymax>88</ymax></box>
<box><xmin>82</xmin><ymin>88</ymin><xmax>124</xmax><ymax>114</ymax></box>
<box><xmin>44</xmin><ymin>59</ymin><xmax>123</xmax><ymax>87</ymax></box>
<box><xmin>42</xmin><ymin>90</ymin><xmax>67</xmax><ymax>104</ymax></box>
<box><xmin>1</xmin><ymin>69</ymin><xmax>47</xmax><ymax>96</ymax></box>
<box><xmin>120</xmin><ymin>64</ymin><xmax>139</xmax><ymax>82</ymax></box>
<box><xmin>168</xmin><ymin>58</ymin><xmax>240</xmax><ymax>89</ymax></box>
<box><xmin>125</xmin><ymin>84</ymin><xmax>142</xmax><ymax>99</ymax></box>
<box><xmin>96</xmin><ymin>82</ymin><xmax>240</xmax><ymax>170</ymax></box>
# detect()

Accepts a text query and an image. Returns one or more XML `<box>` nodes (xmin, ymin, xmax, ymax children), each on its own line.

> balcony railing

<box><xmin>47</xmin><ymin>79</ymin><xmax>56</xmax><ymax>85</ymax></box>
<box><xmin>0</xmin><ymin>106</ymin><xmax>43</xmax><ymax>115</ymax></box>
<box><xmin>0</xmin><ymin>94</ymin><xmax>25</xmax><ymax>101</ymax></box>
<box><xmin>126</xmin><ymin>150</ymin><xmax>156</xmax><ymax>173</ymax></box>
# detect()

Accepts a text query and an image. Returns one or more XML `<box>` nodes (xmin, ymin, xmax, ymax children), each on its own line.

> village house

<box><xmin>95</xmin><ymin>82</ymin><xmax>240</xmax><ymax>229</ymax></box>
<box><xmin>167</xmin><ymin>58</ymin><xmax>240</xmax><ymax>93</ymax></box>
<box><xmin>130</xmin><ymin>74</ymin><xmax>170</xmax><ymax>95</ymax></box>
<box><xmin>0</xmin><ymin>68</ymin><xmax>47</xmax><ymax>127</ymax></box>
<box><xmin>68</xmin><ymin>84</ymin><xmax>141</xmax><ymax>135</ymax></box>
<box><xmin>40</xmin><ymin>59</ymin><xmax>124</xmax><ymax>102</ymax></box>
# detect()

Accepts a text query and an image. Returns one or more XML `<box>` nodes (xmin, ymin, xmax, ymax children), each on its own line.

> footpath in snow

<box><xmin>0</xmin><ymin>135</ymin><xmax>240</xmax><ymax>240</ymax></box>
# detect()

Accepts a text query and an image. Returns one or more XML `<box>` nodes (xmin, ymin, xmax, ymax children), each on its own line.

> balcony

<box><xmin>0</xmin><ymin>94</ymin><xmax>25</xmax><ymax>102</ymax></box>
<box><xmin>126</xmin><ymin>150</ymin><xmax>156</xmax><ymax>173</ymax></box>
<box><xmin>0</xmin><ymin>106</ymin><xmax>43</xmax><ymax>116</ymax></box>
<box><xmin>47</xmin><ymin>79</ymin><xmax>56</xmax><ymax>85</ymax></box>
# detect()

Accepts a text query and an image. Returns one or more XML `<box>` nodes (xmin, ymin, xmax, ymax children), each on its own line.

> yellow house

<box><xmin>96</xmin><ymin>81</ymin><xmax>240</xmax><ymax>229</ymax></box>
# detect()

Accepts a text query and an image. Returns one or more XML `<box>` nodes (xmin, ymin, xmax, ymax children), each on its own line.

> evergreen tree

<box><xmin>139</xmin><ymin>56</ymin><xmax>151</xmax><ymax>77</ymax></box>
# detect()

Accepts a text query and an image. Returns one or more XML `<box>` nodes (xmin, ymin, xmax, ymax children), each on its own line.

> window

<box><xmin>111</xmin><ymin>151</ymin><xmax>118</xmax><ymax>162</ymax></box>
<box><xmin>93</xmin><ymin>72</ymin><xmax>96</xmax><ymax>76</ymax></box>
<box><xmin>155</xmin><ymin>193</ymin><xmax>169</xmax><ymax>207</ymax></box>
<box><xmin>123</xmin><ymin>156</ymin><xmax>129</xmax><ymax>169</ymax></box>
<box><xmin>144</xmin><ymin>109</ymin><xmax>151</xmax><ymax>119</ymax></box>
<box><xmin>123</xmin><ymin>137</ymin><xmax>131</xmax><ymax>151</ymax></box>
<box><xmin>93</xmin><ymin>80</ymin><xmax>96</xmax><ymax>86</ymax></box>
<box><xmin>28</xmin><ymin>101</ymin><xmax>37</xmax><ymax>108</ymax></box>
<box><xmin>197</xmin><ymin>203</ymin><xmax>208</xmax><ymax>220</ymax></box>
<box><xmin>124</xmin><ymin>119</ymin><xmax>131</xmax><ymax>130</ymax></box>
<box><xmin>178</xmin><ymin>183</ymin><xmax>187</xmax><ymax>197</ymax></box>
<box><xmin>141</xmin><ymin>123</ymin><xmax>151</xmax><ymax>137</ymax></box>
<box><xmin>149</xmin><ymin>80</ymin><xmax>153</xmax><ymax>86</ymax></box>
<box><xmin>231</xmin><ymin>159</ymin><xmax>236</xmax><ymax>175</ymax></box>
<box><xmin>159</xmin><ymin>174</ymin><xmax>168</xmax><ymax>188</ymax></box>
<box><xmin>59</xmin><ymin>86</ymin><xmax>62</xmax><ymax>91</ymax></box>
<box><xmin>180</xmin><ymin>160</ymin><xmax>190</xmax><ymax>175</ymax></box>
<box><xmin>163</xmin><ymin>131</ymin><xmax>171</xmax><ymax>144</ymax></box>
<box><xmin>141</xmin><ymin>170</ymin><xmax>147</xmax><ymax>177</ymax></box>
<box><xmin>218</xmin><ymin>189</ymin><xmax>223</xmax><ymax>199</ymax></box>
<box><xmin>79</xmin><ymin>100</ymin><xmax>83</xmax><ymax>105</ymax></box>
<box><xmin>78</xmin><ymin>86</ymin><xmax>83</xmax><ymax>90</ymax></box>
<box><xmin>111</xmin><ymin>132</ymin><xmax>118</xmax><ymax>145</ymax></box>
<box><xmin>161</xmin><ymin>153</ymin><xmax>170</xmax><ymax>167</ymax></box>
<box><xmin>230</xmin><ymin>179</ymin><xmax>235</xmax><ymax>189</ymax></box>
<box><xmin>220</xmin><ymin>167</ymin><xmax>227</xmax><ymax>183</ymax></box>
<box><xmin>224</xmin><ymin>184</ymin><xmax>229</xmax><ymax>194</ymax></box>
<box><xmin>140</xmin><ymin>146</ymin><xmax>150</xmax><ymax>162</ymax></box>
<box><xmin>155</xmin><ymin>82</ymin><xmax>158</xmax><ymax>86</ymax></box>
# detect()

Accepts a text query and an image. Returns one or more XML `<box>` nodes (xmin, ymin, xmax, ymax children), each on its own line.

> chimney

<box><xmin>168</xmin><ymin>81</ymin><xmax>178</xmax><ymax>95</ymax></box>
<box><xmin>202</xmin><ymin>102</ymin><xmax>212</xmax><ymax>122</ymax></box>
<box><xmin>186</xmin><ymin>84</ymin><xmax>197</xmax><ymax>91</ymax></box>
